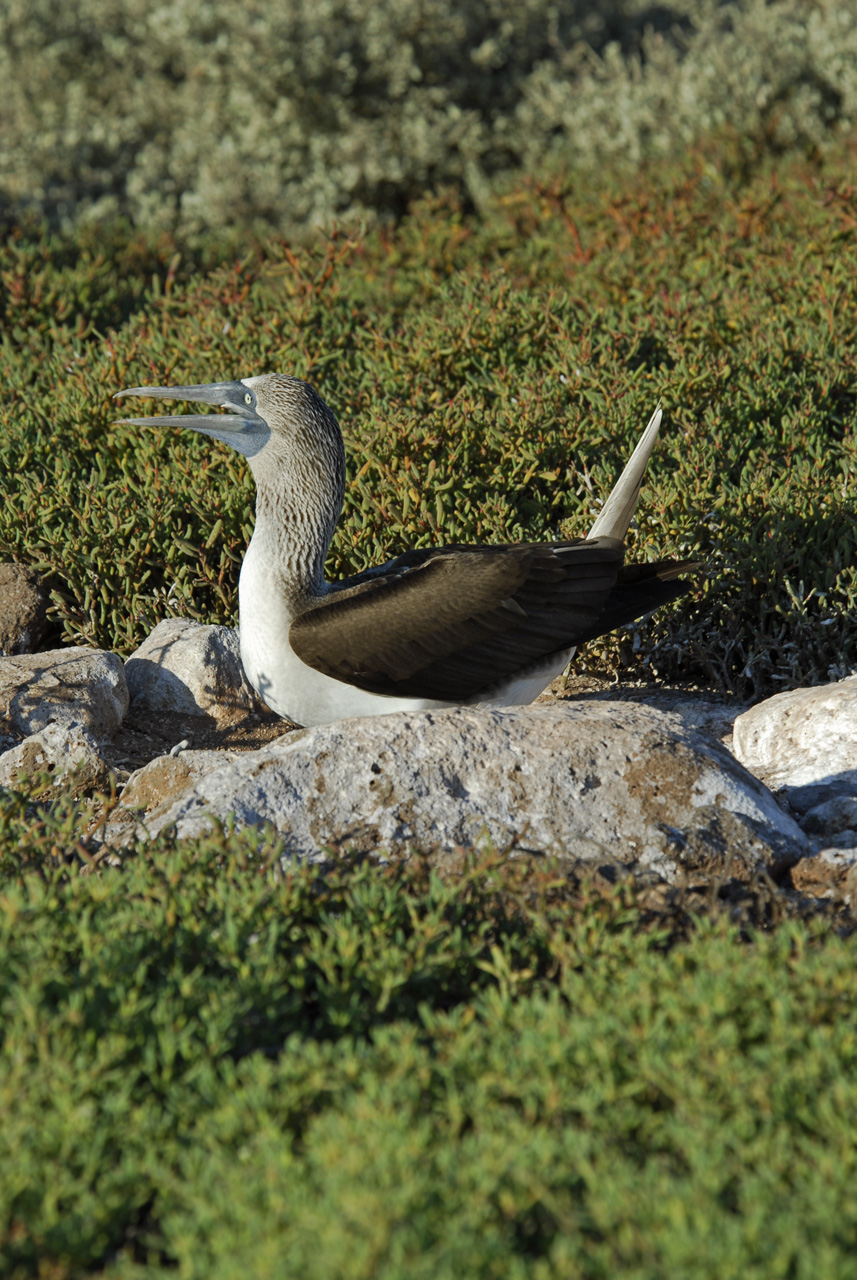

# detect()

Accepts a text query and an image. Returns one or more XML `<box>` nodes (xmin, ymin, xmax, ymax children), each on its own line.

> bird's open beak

<box><xmin>113</xmin><ymin>380</ymin><xmax>269</xmax><ymax>456</ymax></box>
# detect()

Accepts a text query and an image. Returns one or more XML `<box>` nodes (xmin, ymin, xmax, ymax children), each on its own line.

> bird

<box><xmin>114</xmin><ymin>374</ymin><xmax>697</xmax><ymax>728</ymax></box>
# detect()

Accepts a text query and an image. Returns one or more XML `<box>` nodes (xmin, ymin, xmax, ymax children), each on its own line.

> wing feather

<box><xmin>290</xmin><ymin>539</ymin><xmax>633</xmax><ymax>698</ymax></box>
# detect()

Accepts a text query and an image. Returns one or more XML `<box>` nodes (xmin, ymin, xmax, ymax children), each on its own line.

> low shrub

<box><xmin>2</xmin><ymin>140</ymin><xmax>857</xmax><ymax>693</ymax></box>
<box><xmin>0</xmin><ymin>824</ymin><xmax>855</xmax><ymax>1277</ymax></box>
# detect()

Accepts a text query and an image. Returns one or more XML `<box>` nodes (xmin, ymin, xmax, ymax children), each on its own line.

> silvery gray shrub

<box><xmin>1</xmin><ymin>0</ymin><xmax>854</xmax><ymax>235</ymax></box>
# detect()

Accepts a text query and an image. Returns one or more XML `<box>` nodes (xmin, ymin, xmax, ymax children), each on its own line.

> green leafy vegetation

<box><xmin>0</xmin><ymin>818</ymin><xmax>856</xmax><ymax>1279</ymax></box>
<box><xmin>2</xmin><ymin>138</ymin><xmax>857</xmax><ymax>693</ymax></box>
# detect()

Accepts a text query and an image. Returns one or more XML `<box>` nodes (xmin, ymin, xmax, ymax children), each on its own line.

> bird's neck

<box><xmin>248</xmin><ymin>479</ymin><xmax>340</xmax><ymax>606</ymax></box>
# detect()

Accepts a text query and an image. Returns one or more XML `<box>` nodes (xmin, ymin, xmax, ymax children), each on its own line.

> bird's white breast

<box><xmin>237</xmin><ymin>535</ymin><xmax>451</xmax><ymax>726</ymax></box>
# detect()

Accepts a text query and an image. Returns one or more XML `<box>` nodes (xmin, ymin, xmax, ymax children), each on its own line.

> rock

<box><xmin>101</xmin><ymin>747</ymin><xmax>241</xmax><ymax>847</ymax></box>
<box><xmin>132</xmin><ymin>702</ymin><xmax>807</xmax><ymax>877</ymax></box>
<box><xmin>630</xmin><ymin>693</ymin><xmax>745</xmax><ymax>748</ymax></box>
<box><xmin>811</xmin><ymin>829</ymin><xmax>857</xmax><ymax>851</ymax></box>
<box><xmin>0</xmin><ymin>647</ymin><xmax>129</xmax><ymax>740</ymax></box>
<box><xmin>732</xmin><ymin>677</ymin><xmax>857</xmax><ymax>812</ymax></box>
<box><xmin>559</xmin><ymin>686</ymin><xmax>746</xmax><ymax>750</ymax></box>
<box><xmin>0</xmin><ymin>721</ymin><xmax>109</xmax><ymax>792</ymax></box>
<box><xmin>125</xmin><ymin>619</ymin><xmax>267</xmax><ymax>725</ymax></box>
<box><xmin>800</xmin><ymin>795</ymin><xmax>857</xmax><ymax>839</ymax></box>
<box><xmin>791</xmin><ymin>848</ymin><xmax>857</xmax><ymax>900</ymax></box>
<box><xmin>121</xmin><ymin>747</ymin><xmax>240</xmax><ymax>812</ymax></box>
<box><xmin>0</xmin><ymin>563</ymin><xmax>51</xmax><ymax>655</ymax></box>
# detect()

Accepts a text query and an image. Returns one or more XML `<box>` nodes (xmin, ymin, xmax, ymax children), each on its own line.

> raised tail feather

<box><xmin>587</xmin><ymin>403</ymin><xmax>662</xmax><ymax>541</ymax></box>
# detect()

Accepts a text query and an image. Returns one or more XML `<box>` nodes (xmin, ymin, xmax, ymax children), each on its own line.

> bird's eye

<box><xmin>244</xmin><ymin>392</ymin><xmax>253</xmax><ymax>405</ymax></box>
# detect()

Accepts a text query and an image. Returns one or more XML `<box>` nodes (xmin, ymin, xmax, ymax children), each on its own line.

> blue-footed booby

<box><xmin>114</xmin><ymin>375</ymin><xmax>696</xmax><ymax>727</ymax></box>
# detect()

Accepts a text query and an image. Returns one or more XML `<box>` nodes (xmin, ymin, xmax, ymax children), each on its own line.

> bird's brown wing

<box><xmin>289</xmin><ymin>537</ymin><xmax>693</xmax><ymax>700</ymax></box>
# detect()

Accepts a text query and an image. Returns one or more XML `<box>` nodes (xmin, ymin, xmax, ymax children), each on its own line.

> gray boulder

<box><xmin>0</xmin><ymin>721</ymin><xmax>110</xmax><ymax>793</ymax></box>
<box><xmin>125</xmin><ymin>619</ymin><xmax>267</xmax><ymax>724</ymax></box>
<box><xmin>733</xmin><ymin>676</ymin><xmax>857</xmax><ymax>812</ymax></box>
<box><xmin>121</xmin><ymin>747</ymin><xmax>240</xmax><ymax>809</ymax></box>
<box><xmin>134</xmin><ymin>702</ymin><xmax>807</xmax><ymax>877</ymax></box>
<box><xmin>103</xmin><ymin>747</ymin><xmax>241</xmax><ymax>846</ymax></box>
<box><xmin>800</xmin><ymin>794</ymin><xmax>857</xmax><ymax>840</ymax></box>
<box><xmin>0</xmin><ymin>647</ymin><xmax>128</xmax><ymax>740</ymax></box>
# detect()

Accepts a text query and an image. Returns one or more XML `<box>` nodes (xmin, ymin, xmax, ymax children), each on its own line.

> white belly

<box><xmin>238</xmin><ymin>542</ymin><xmax>449</xmax><ymax>726</ymax></box>
<box><xmin>238</xmin><ymin>540</ymin><xmax>572</xmax><ymax>727</ymax></box>
<box><xmin>474</xmin><ymin>651</ymin><xmax>575</xmax><ymax>709</ymax></box>
<box><xmin>241</xmin><ymin>625</ymin><xmax>450</xmax><ymax>727</ymax></box>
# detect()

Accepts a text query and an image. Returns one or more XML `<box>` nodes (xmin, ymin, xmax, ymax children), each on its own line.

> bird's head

<box><xmin>113</xmin><ymin>372</ymin><xmax>344</xmax><ymax>482</ymax></box>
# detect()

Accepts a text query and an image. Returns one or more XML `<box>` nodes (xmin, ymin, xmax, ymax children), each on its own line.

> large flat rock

<box><xmin>134</xmin><ymin>702</ymin><xmax>806</xmax><ymax>878</ymax></box>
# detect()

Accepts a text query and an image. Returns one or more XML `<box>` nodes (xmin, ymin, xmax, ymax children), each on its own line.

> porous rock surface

<box><xmin>0</xmin><ymin>647</ymin><xmax>128</xmax><ymax>740</ymax></box>
<box><xmin>560</xmin><ymin>685</ymin><xmax>744</xmax><ymax>749</ymax></box>
<box><xmin>121</xmin><ymin>748</ymin><xmax>242</xmax><ymax>811</ymax></box>
<box><xmin>104</xmin><ymin>747</ymin><xmax>242</xmax><ymax>845</ymax></box>
<box><xmin>0</xmin><ymin>563</ymin><xmax>51</xmax><ymax>655</ymax></box>
<box><xmin>125</xmin><ymin>701</ymin><xmax>807</xmax><ymax>877</ymax></box>
<box><xmin>0</xmin><ymin>721</ymin><xmax>109</xmax><ymax>792</ymax></box>
<box><xmin>790</xmin><ymin>848</ymin><xmax>857</xmax><ymax>901</ymax></box>
<box><xmin>732</xmin><ymin>676</ymin><xmax>857</xmax><ymax>813</ymax></box>
<box><xmin>125</xmin><ymin>619</ymin><xmax>268</xmax><ymax>724</ymax></box>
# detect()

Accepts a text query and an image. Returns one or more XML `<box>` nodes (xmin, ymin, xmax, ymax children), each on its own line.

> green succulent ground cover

<box><xmin>4</xmin><ymin>118</ymin><xmax>857</xmax><ymax>1276</ymax></box>
<box><xmin>3</xmin><ymin>135</ymin><xmax>857</xmax><ymax>693</ymax></box>
<box><xmin>1</xmin><ymin>800</ymin><xmax>856</xmax><ymax>1279</ymax></box>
